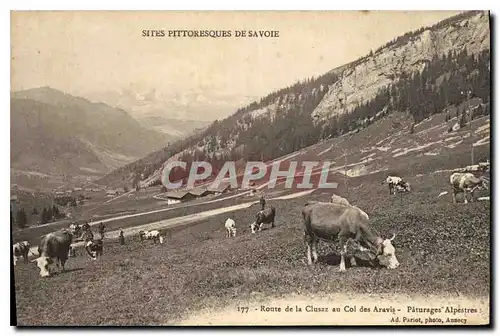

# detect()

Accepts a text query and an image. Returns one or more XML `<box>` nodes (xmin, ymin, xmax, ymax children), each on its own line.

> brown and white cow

<box><xmin>13</xmin><ymin>241</ymin><xmax>33</xmax><ymax>265</ymax></box>
<box><xmin>85</xmin><ymin>239</ymin><xmax>103</xmax><ymax>261</ymax></box>
<box><xmin>450</xmin><ymin>172</ymin><xmax>489</xmax><ymax>204</ymax></box>
<box><xmin>302</xmin><ymin>201</ymin><xmax>400</xmax><ymax>272</ymax></box>
<box><xmin>32</xmin><ymin>230</ymin><xmax>73</xmax><ymax>277</ymax></box>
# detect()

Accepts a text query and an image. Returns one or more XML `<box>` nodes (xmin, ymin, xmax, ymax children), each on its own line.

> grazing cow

<box><xmin>12</xmin><ymin>241</ymin><xmax>32</xmax><ymax>265</ymax></box>
<box><xmin>225</xmin><ymin>218</ymin><xmax>237</xmax><ymax>237</ymax></box>
<box><xmin>32</xmin><ymin>230</ymin><xmax>73</xmax><ymax>277</ymax></box>
<box><xmin>302</xmin><ymin>201</ymin><xmax>400</xmax><ymax>272</ymax></box>
<box><xmin>450</xmin><ymin>172</ymin><xmax>489</xmax><ymax>204</ymax></box>
<box><xmin>85</xmin><ymin>239</ymin><xmax>103</xmax><ymax>261</ymax></box>
<box><xmin>383</xmin><ymin>176</ymin><xmax>410</xmax><ymax>195</ymax></box>
<box><xmin>139</xmin><ymin>230</ymin><xmax>164</xmax><ymax>244</ymax></box>
<box><xmin>250</xmin><ymin>206</ymin><xmax>276</xmax><ymax>233</ymax></box>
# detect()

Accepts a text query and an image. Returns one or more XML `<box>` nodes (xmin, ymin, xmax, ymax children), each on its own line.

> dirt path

<box><xmin>173</xmin><ymin>293</ymin><xmax>489</xmax><ymax>326</ymax></box>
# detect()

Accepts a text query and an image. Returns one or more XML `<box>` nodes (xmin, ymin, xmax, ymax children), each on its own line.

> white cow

<box><xmin>139</xmin><ymin>230</ymin><xmax>164</xmax><ymax>244</ymax></box>
<box><xmin>330</xmin><ymin>194</ymin><xmax>350</xmax><ymax>206</ymax></box>
<box><xmin>450</xmin><ymin>172</ymin><xmax>489</xmax><ymax>204</ymax></box>
<box><xmin>383</xmin><ymin>176</ymin><xmax>410</xmax><ymax>195</ymax></box>
<box><xmin>225</xmin><ymin>218</ymin><xmax>237</xmax><ymax>237</ymax></box>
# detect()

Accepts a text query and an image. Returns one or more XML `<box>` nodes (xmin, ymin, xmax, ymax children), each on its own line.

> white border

<box><xmin>3</xmin><ymin>1</ymin><xmax>498</xmax><ymax>335</ymax></box>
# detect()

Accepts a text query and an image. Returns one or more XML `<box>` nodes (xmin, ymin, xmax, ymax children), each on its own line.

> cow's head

<box><xmin>402</xmin><ymin>182</ymin><xmax>411</xmax><ymax>192</ymax></box>
<box><xmin>250</xmin><ymin>222</ymin><xmax>260</xmax><ymax>234</ymax></box>
<box><xmin>138</xmin><ymin>230</ymin><xmax>146</xmax><ymax>241</ymax></box>
<box><xmin>375</xmin><ymin>234</ymin><xmax>400</xmax><ymax>269</ymax></box>
<box><xmin>32</xmin><ymin>256</ymin><xmax>54</xmax><ymax>277</ymax></box>
<box><xmin>255</xmin><ymin>211</ymin><xmax>264</xmax><ymax>225</ymax></box>
<box><xmin>479</xmin><ymin>177</ymin><xmax>490</xmax><ymax>190</ymax></box>
<box><xmin>85</xmin><ymin>241</ymin><xmax>98</xmax><ymax>261</ymax></box>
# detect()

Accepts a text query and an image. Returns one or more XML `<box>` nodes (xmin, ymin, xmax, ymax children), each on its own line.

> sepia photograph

<box><xmin>9</xmin><ymin>9</ymin><xmax>491</xmax><ymax>326</ymax></box>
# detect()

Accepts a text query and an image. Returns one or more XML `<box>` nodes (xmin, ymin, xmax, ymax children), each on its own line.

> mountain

<box><xmin>11</xmin><ymin>87</ymin><xmax>172</xmax><ymax>189</ymax></box>
<box><xmin>98</xmin><ymin>11</ymin><xmax>490</xmax><ymax>189</ymax></box>
<box><xmin>138</xmin><ymin>116</ymin><xmax>211</xmax><ymax>139</ymax></box>
<box><xmin>83</xmin><ymin>86</ymin><xmax>259</xmax><ymax>137</ymax></box>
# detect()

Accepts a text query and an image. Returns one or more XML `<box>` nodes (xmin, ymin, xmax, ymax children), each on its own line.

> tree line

<box><xmin>12</xmin><ymin>204</ymin><xmax>66</xmax><ymax>229</ymax></box>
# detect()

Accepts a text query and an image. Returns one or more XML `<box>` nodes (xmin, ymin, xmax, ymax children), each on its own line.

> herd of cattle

<box><xmin>12</xmin><ymin>169</ymin><xmax>489</xmax><ymax>278</ymax></box>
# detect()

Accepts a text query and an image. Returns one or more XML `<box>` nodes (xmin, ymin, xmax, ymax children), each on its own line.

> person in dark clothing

<box><xmin>119</xmin><ymin>228</ymin><xmax>125</xmax><ymax>245</ymax></box>
<box><xmin>82</xmin><ymin>222</ymin><xmax>90</xmax><ymax>233</ymax></box>
<box><xmin>98</xmin><ymin>222</ymin><xmax>106</xmax><ymax>239</ymax></box>
<box><xmin>259</xmin><ymin>194</ymin><xmax>266</xmax><ymax>211</ymax></box>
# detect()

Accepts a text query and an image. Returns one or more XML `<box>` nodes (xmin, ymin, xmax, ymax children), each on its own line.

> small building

<box><xmin>189</xmin><ymin>187</ymin><xmax>213</xmax><ymax>198</ymax></box>
<box><xmin>207</xmin><ymin>182</ymin><xmax>231</xmax><ymax>195</ymax></box>
<box><xmin>164</xmin><ymin>190</ymin><xmax>196</xmax><ymax>203</ymax></box>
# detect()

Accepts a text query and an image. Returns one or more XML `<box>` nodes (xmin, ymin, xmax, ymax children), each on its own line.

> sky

<box><xmin>11</xmin><ymin>10</ymin><xmax>463</xmax><ymax>120</ymax></box>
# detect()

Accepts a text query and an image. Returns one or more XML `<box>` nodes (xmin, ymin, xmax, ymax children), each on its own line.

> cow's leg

<box><xmin>452</xmin><ymin>190</ymin><xmax>457</xmax><ymax>203</ymax></box>
<box><xmin>338</xmin><ymin>236</ymin><xmax>347</xmax><ymax>272</ymax></box>
<box><xmin>305</xmin><ymin>233</ymin><xmax>314</xmax><ymax>265</ymax></box>
<box><xmin>23</xmin><ymin>252</ymin><xmax>29</xmax><ymax>264</ymax></box>
<box><xmin>350</xmin><ymin>255</ymin><xmax>357</xmax><ymax>267</ymax></box>
<box><xmin>60</xmin><ymin>258</ymin><xmax>67</xmax><ymax>272</ymax></box>
<box><xmin>464</xmin><ymin>191</ymin><xmax>469</xmax><ymax>204</ymax></box>
<box><xmin>271</xmin><ymin>220</ymin><xmax>275</xmax><ymax>228</ymax></box>
<box><xmin>311</xmin><ymin>237</ymin><xmax>318</xmax><ymax>264</ymax></box>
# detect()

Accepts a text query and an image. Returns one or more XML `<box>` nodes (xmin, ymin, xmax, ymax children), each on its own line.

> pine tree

<box><xmin>16</xmin><ymin>208</ymin><xmax>27</xmax><ymax>228</ymax></box>
<box><xmin>41</xmin><ymin>207</ymin><xmax>48</xmax><ymax>224</ymax></box>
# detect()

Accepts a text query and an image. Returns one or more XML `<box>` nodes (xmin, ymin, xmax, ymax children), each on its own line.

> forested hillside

<box><xmin>98</xmin><ymin>10</ymin><xmax>490</xmax><ymax>189</ymax></box>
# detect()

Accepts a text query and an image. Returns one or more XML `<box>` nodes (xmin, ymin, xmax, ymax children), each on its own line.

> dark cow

<box><xmin>13</xmin><ymin>241</ymin><xmax>33</xmax><ymax>265</ymax></box>
<box><xmin>250</xmin><ymin>206</ymin><xmax>276</xmax><ymax>233</ymax></box>
<box><xmin>302</xmin><ymin>201</ymin><xmax>400</xmax><ymax>272</ymax></box>
<box><xmin>85</xmin><ymin>239</ymin><xmax>104</xmax><ymax>261</ymax></box>
<box><xmin>32</xmin><ymin>230</ymin><xmax>73</xmax><ymax>277</ymax></box>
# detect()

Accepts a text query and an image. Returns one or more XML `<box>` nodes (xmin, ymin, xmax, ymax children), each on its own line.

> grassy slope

<box><xmin>13</xmin><ymin>168</ymin><xmax>490</xmax><ymax>325</ymax></box>
<box><xmin>13</xmin><ymin>111</ymin><xmax>491</xmax><ymax>325</ymax></box>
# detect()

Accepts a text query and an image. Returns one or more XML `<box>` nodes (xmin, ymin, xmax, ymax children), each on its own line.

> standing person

<box><xmin>98</xmin><ymin>222</ymin><xmax>106</xmax><ymax>239</ymax></box>
<box><xmin>259</xmin><ymin>194</ymin><xmax>266</xmax><ymax>211</ymax></box>
<box><xmin>83</xmin><ymin>228</ymin><xmax>94</xmax><ymax>243</ymax></box>
<box><xmin>82</xmin><ymin>221</ymin><xmax>90</xmax><ymax>233</ymax></box>
<box><xmin>119</xmin><ymin>228</ymin><xmax>125</xmax><ymax>245</ymax></box>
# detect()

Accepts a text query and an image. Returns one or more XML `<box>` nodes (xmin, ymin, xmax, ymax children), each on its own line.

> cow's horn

<box><xmin>389</xmin><ymin>233</ymin><xmax>396</xmax><ymax>241</ymax></box>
